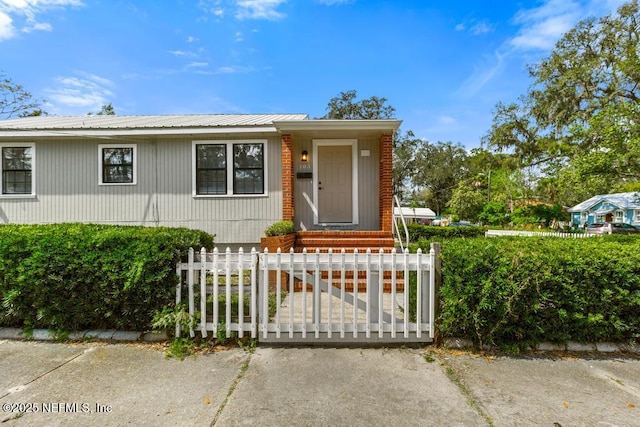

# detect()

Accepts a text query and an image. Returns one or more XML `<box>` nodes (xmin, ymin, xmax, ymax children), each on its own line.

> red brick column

<box><xmin>281</xmin><ymin>134</ymin><xmax>295</xmax><ymax>221</ymax></box>
<box><xmin>379</xmin><ymin>133</ymin><xmax>393</xmax><ymax>232</ymax></box>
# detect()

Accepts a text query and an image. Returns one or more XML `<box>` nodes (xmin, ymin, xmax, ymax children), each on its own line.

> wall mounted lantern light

<box><xmin>301</xmin><ymin>150</ymin><xmax>308</xmax><ymax>162</ymax></box>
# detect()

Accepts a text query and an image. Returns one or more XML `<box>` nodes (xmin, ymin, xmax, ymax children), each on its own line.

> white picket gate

<box><xmin>175</xmin><ymin>246</ymin><xmax>439</xmax><ymax>344</ymax></box>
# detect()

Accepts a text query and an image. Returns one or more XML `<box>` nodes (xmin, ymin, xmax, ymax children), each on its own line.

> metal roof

<box><xmin>394</xmin><ymin>207</ymin><xmax>436</xmax><ymax>219</ymax></box>
<box><xmin>0</xmin><ymin>114</ymin><xmax>309</xmax><ymax>130</ymax></box>
<box><xmin>568</xmin><ymin>192</ymin><xmax>640</xmax><ymax>212</ymax></box>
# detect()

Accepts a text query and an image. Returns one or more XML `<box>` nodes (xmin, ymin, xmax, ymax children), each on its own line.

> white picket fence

<box><xmin>175</xmin><ymin>246</ymin><xmax>439</xmax><ymax>344</ymax></box>
<box><xmin>485</xmin><ymin>229</ymin><xmax>597</xmax><ymax>238</ymax></box>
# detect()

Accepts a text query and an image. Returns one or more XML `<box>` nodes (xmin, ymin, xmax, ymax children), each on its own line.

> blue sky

<box><xmin>0</xmin><ymin>0</ymin><xmax>627</xmax><ymax>148</ymax></box>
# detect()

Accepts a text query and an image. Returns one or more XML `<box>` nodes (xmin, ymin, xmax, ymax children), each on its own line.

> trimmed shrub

<box><xmin>406</xmin><ymin>223</ymin><xmax>485</xmax><ymax>241</ymax></box>
<box><xmin>411</xmin><ymin>236</ymin><xmax>640</xmax><ymax>350</ymax></box>
<box><xmin>264</xmin><ymin>220</ymin><xmax>295</xmax><ymax>237</ymax></box>
<box><xmin>0</xmin><ymin>223</ymin><xmax>213</xmax><ymax>331</ymax></box>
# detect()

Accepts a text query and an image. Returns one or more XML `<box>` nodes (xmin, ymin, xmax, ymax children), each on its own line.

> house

<box><xmin>0</xmin><ymin>114</ymin><xmax>401</xmax><ymax>250</ymax></box>
<box><xmin>568</xmin><ymin>192</ymin><xmax>640</xmax><ymax>227</ymax></box>
<box><xmin>393</xmin><ymin>206</ymin><xmax>436</xmax><ymax>224</ymax></box>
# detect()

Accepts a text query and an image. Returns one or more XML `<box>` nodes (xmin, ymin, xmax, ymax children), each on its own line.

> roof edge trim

<box><xmin>273</xmin><ymin>119</ymin><xmax>402</xmax><ymax>132</ymax></box>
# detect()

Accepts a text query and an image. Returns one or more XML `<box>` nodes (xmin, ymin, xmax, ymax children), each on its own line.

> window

<box><xmin>1</xmin><ymin>144</ymin><xmax>34</xmax><ymax>196</ymax></box>
<box><xmin>615</xmin><ymin>210</ymin><xmax>624</xmax><ymax>223</ymax></box>
<box><xmin>193</xmin><ymin>140</ymin><xmax>266</xmax><ymax>196</ymax></box>
<box><xmin>635</xmin><ymin>210</ymin><xmax>640</xmax><ymax>223</ymax></box>
<box><xmin>580</xmin><ymin>212</ymin><xmax>588</xmax><ymax>223</ymax></box>
<box><xmin>99</xmin><ymin>145</ymin><xmax>136</xmax><ymax>185</ymax></box>
<box><xmin>233</xmin><ymin>144</ymin><xmax>264</xmax><ymax>194</ymax></box>
<box><xmin>196</xmin><ymin>144</ymin><xmax>227</xmax><ymax>195</ymax></box>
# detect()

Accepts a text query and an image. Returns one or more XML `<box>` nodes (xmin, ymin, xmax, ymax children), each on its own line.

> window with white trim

<box><xmin>1</xmin><ymin>143</ymin><xmax>35</xmax><ymax>196</ymax></box>
<box><xmin>99</xmin><ymin>144</ymin><xmax>136</xmax><ymax>185</ymax></box>
<box><xmin>580</xmin><ymin>212</ymin><xmax>588</xmax><ymax>223</ymax></box>
<box><xmin>635</xmin><ymin>210</ymin><xmax>640</xmax><ymax>223</ymax></box>
<box><xmin>193</xmin><ymin>140</ymin><xmax>266</xmax><ymax>196</ymax></box>
<box><xmin>615</xmin><ymin>210</ymin><xmax>624</xmax><ymax>223</ymax></box>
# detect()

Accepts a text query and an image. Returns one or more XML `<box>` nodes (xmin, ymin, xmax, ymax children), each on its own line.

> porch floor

<box><xmin>274</xmin><ymin>291</ymin><xmax>408</xmax><ymax>324</ymax></box>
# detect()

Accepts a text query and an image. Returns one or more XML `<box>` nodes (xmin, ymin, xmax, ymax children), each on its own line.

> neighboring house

<box><xmin>393</xmin><ymin>206</ymin><xmax>436</xmax><ymax>224</ymax></box>
<box><xmin>0</xmin><ymin>114</ymin><xmax>401</xmax><ymax>250</ymax></box>
<box><xmin>568</xmin><ymin>192</ymin><xmax>640</xmax><ymax>227</ymax></box>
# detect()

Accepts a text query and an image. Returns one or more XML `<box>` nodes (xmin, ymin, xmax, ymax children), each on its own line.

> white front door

<box><xmin>317</xmin><ymin>144</ymin><xmax>353</xmax><ymax>223</ymax></box>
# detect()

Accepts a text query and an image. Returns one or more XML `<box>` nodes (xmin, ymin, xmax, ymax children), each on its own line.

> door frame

<box><xmin>312</xmin><ymin>139</ymin><xmax>359</xmax><ymax>225</ymax></box>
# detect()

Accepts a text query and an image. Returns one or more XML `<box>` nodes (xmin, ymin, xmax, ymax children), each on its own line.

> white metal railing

<box><xmin>175</xmin><ymin>246</ymin><xmax>437</xmax><ymax>343</ymax></box>
<box><xmin>392</xmin><ymin>195</ymin><xmax>410</xmax><ymax>251</ymax></box>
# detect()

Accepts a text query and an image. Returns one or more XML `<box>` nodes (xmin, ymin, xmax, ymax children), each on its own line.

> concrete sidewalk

<box><xmin>1</xmin><ymin>340</ymin><xmax>639</xmax><ymax>426</ymax></box>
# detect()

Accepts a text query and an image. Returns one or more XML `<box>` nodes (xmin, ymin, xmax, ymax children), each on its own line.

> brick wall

<box><xmin>281</xmin><ymin>134</ymin><xmax>295</xmax><ymax>221</ymax></box>
<box><xmin>379</xmin><ymin>133</ymin><xmax>393</xmax><ymax>232</ymax></box>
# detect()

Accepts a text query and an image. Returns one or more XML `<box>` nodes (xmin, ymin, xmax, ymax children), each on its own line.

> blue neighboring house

<box><xmin>568</xmin><ymin>192</ymin><xmax>640</xmax><ymax>227</ymax></box>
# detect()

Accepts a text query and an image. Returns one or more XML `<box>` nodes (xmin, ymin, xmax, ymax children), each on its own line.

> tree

<box><xmin>478</xmin><ymin>201</ymin><xmax>510</xmax><ymax>226</ymax></box>
<box><xmin>1</xmin><ymin>74</ymin><xmax>44</xmax><ymax>119</ymax></box>
<box><xmin>393</xmin><ymin>130</ymin><xmax>424</xmax><ymax>199</ymax></box>
<box><xmin>319</xmin><ymin>90</ymin><xmax>395</xmax><ymax>119</ymax></box>
<box><xmin>411</xmin><ymin>141</ymin><xmax>469</xmax><ymax>215</ymax></box>
<box><xmin>89</xmin><ymin>103</ymin><xmax>115</xmax><ymax>115</ymax></box>
<box><xmin>486</xmin><ymin>1</ymin><xmax>640</xmax><ymax>200</ymax></box>
<box><xmin>447</xmin><ymin>182</ymin><xmax>485</xmax><ymax>222</ymax></box>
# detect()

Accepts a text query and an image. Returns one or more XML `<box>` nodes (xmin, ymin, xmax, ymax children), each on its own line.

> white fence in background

<box><xmin>485</xmin><ymin>229</ymin><xmax>597</xmax><ymax>238</ymax></box>
<box><xmin>175</xmin><ymin>246</ymin><xmax>439</xmax><ymax>344</ymax></box>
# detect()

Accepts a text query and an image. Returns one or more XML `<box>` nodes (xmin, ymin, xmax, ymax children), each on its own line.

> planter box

<box><xmin>260</xmin><ymin>233</ymin><xmax>296</xmax><ymax>253</ymax></box>
<box><xmin>260</xmin><ymin>233</ymin><xmax>296</xmax><ymax>289</ymax></box>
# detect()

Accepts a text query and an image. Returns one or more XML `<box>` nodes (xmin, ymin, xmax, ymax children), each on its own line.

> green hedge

<box><xmin>411</xmin><ymin>236</ymin><xmax>640</xmax><ymax>350</ymax></box>
<box><xmin>0</xmin><ymin>224</ymin><xmax>213</xmax><ymax>332</ymax></box>
<box><xmin>406</xmin><ymin>223</ymin><xmax>485</xmax><ymax>241</ymax></box>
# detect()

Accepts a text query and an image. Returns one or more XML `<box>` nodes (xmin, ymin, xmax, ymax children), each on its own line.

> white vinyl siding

<box><xmin>0</xmin><ymin>143</ymin><xmax>35</xmax><ymax>197</ymax></box>
<box><xmin>98</xmin><ymin>144</ymin><xmax>137</xmax><ymax>185</ymax></box>
<box><xmin>192</xmin><ymin>140</ymin><xmax>267</xmax><ymax>197</ymax></box>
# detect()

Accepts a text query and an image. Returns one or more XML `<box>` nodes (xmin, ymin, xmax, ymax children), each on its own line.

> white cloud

<box><xmin>456</xmin><ymin>20</ymin><xmax>493</xmax><ymax>35</ymax></box>
<box><xmin>510</xmin><ymin>0</ymin><xmax>583</xmax><ymax>51</ymax></box>
<box><xmin>198</xmin><ymin>0</ymin><xmax>224</xmax><ymax>16</ymax></box>
<box><xmin>22</xmin><ymin>20</ymin><xmax>51</xmax><ymax>33</ymax></box>
<box><xmin>198</xmin><ymin>0</ymin><xmax>288</xmax><ymax>21</ymax></box>
<box><xmin>316</xmin><ymin>0</ymin><xmax>353</xmax><ymax>5</ymax></box>
<box><xmin>45</xmin><ymin>72</ymin><xmax>114</xmax><ymax>110</ymax></box>
<box><xmin>457</xmin><ymin>0</ymin><xmax>624</xmax><ymax>96</ymax></box>
<box><xmin>235</xmin><ymin>0</ymin><xmax>286</xmax><ymax>20</ymax></box>
<box><xmin>455</xmin><ymin>50</ymin><xmax>506</xmax><ymax>98</ymax></box>
<box><xmin>0</xmin><ymin>11</ymin><xmax>14</xmax><ymax>40</ymax></box>
<box><xmin>190</xmin><ymin>65</ymin><xmax>255</xmax><ymax>75</ymax></box>
<box><xmin>0</xmin><ymin>0</ymin><xmax>82</xmax><ymax>40</ymax></box>
<box><xmin>469</xmin><ymin>22</ymin><xmax>493</xmax><ymax>35</ymax></box>
<box><xmin>438</xmin><ymin>115</ymin><xmax>456</xmax><ymax>126</ymax></box>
